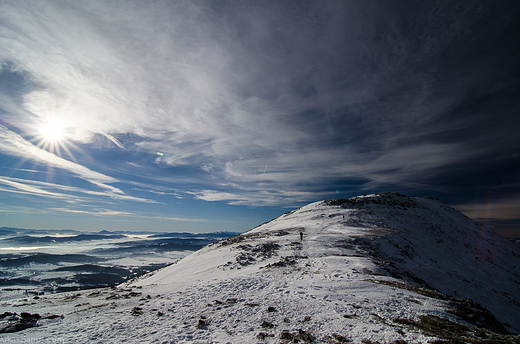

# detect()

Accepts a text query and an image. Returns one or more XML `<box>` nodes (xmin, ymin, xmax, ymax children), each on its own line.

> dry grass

<box><xmin>393</xmin><ymin>315</ymin><xmax>520</xmax><ymax>344</ymax></box>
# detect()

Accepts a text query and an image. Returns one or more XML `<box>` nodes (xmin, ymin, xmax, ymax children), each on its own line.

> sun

<box><xmin>38</xmin><ymin>120</ymin><xmax>66</xmax><ymax>143</ymax></box>
<box><xmin>34</xmin><ymin>118</ymin><xmax>75</xmax><ymax>158</ymax></box>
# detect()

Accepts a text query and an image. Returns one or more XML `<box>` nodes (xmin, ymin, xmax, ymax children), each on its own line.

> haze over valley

<box><xmin>0</xmin><ymin>228</ymin><xmax>237</xmax><ymax>300</ymax></box>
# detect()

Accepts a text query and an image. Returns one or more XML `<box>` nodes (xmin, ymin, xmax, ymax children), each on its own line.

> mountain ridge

<box><xmin>2</xmin><ymin>193</ymin><xmax>519</xmax><ymax>343</ymax></box>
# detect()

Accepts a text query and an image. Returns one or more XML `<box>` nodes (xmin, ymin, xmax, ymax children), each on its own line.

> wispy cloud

<box><xmin>0</xmin><ymin>177</ymin><xmax>76</xmax><ymax>201</ymax></box>
<box><xmin>0</xmin><ymin>126</ymin><xmax>117</xmax><ymax>185</ymax></box>
<box><xmin>103</xmin><ymin>133</ymin><xmax>126</xmax><ymax>150</ymax></box>
<box><xmin>51</xmin><ymin>207</ymin><xmax>206</xmax><ymax>223</ymax></box>
<box><xmin>0</xmin><ymin>122</ymin><xmax>156</xmax><ymax>205</ymax></box>
<box><xmin>0</xmin><ymin>175</ymin><xmax>156</xmax><ymax>204</ymax></box>
<box><xmin>51</xmin><ymin>208</ymin><xmax>132</xmax><ymax>216</ymax></box>
<box><xmin>0</xmin><ymin>0</ymin><xmax>518</xmax><ymax>215</ymax></box>
<box><xmin>192</xmin><ymin>189</ymin><xmax>333</xmax><ymax>208</ymax></box>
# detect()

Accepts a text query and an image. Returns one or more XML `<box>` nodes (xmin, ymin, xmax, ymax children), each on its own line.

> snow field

<box><xmin>2</xmin><ymin>193</ymin><xmax>519</xmax><ymax>343</ymax></box>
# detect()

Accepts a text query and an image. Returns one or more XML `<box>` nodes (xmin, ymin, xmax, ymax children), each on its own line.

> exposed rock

<box><xmin>0</xmin><ymin>312</ymin><xmax>42</xmax><ymax>333</ymax></box>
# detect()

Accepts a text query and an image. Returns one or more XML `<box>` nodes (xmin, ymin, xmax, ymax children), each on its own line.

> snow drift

<box><xmin>2</xmin><ymin>193</ymin><xmax>520</xmax><ymax>343</ymax></box>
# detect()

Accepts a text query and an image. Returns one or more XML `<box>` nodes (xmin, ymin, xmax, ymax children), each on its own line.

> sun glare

<box><xmin>34</xmin><ymin>118</ymin><xmax>76</xmax><ymax>159</ymax></box>
<box><xmin>39</xmin><ymin>121</ymin><xmax>66</xmax><ymax>143</ymax></box>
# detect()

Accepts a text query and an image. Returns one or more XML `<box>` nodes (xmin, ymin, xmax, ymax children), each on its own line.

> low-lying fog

<box><xmin>0</xmin><ymin>227</ymin><xmax>238</xmax><ymax>300</ymax></box>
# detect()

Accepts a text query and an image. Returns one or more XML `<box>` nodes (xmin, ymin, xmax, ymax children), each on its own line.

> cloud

<box><xmin>51</xmin><ymin>207</ymin><xmax>207</xmax><ymax>223</ymax></box>
<box><xmin>51</xmin><ymin>208</ymin><xmax>133</xmax><ymax>216</ymax></box>
<box><xmin>0</xmin><ymin>0</ymin><xmax>519</xmax><ymax>211</ymax></box>
<box><xmin>103</xmin><ymin>133</ymin><xmax>126</xmax><ymax>150</ymax></box>
<box><xmin>0</xmin><ymin>125</ymin><xmax>116</xmax><ymax>184</ymax></box>
<box><xmin>192</xmin><ymin>189</ymin><xmax>333</xmax><ymax>208</ymax></box>
<box><xmin>0</xmin><ymin>177</ymin><xmax>76</xmax><ymax>201</ymax></box>
<box><xmin>0</xmin><ymin>128</ymin><xmax>159</xmax><ymax>202</ymax></box>
<box><xmin>0</xmin><ymin>208</ymin><xmax>15</xmax><ymax>213</ymax></box>
<box><xmin>0</xmin><ymin>175</ymin><xmax>156</xmax><ymax>205</ymax></box>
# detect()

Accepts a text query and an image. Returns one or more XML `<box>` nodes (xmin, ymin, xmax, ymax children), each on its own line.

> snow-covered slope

<box><xmin>2</xmin><ymin>193</ymin><xmax>520</xmax><ymax>343</ymax></box>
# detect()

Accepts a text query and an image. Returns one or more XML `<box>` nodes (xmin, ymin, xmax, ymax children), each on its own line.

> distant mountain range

<box><xmin>0</xmin><ymin>229</ymin><xmax>239</xmax><ymax>299</ymax></box>
<box><xmin>0</xmin><ymin>227</ymin><xmax>240</xmax><ymax>238</ymax></box>
<box><xmin>1</xmin><ymin>234</ymin><xmax>128</xmax><ymax>244</ymax></box>
<box><xmin>0</xmin><ymin>227</ymin><xmax>81</xmax><ymax>236</ymax></box>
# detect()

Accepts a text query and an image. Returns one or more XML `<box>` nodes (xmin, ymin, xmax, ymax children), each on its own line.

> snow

<box><xmin>2</xmin><ymin>193</ymin><xmax>519</xmax><ymax>343</ymax></box>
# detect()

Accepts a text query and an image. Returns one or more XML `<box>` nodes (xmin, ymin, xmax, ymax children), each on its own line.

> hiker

<box><xmin>300</xmin><ymin>231</ymin><xmax>303</xmax><ymax>241</ymax></box>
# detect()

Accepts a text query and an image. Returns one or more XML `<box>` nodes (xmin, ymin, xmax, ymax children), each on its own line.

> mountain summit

<box><xmin>2</xmin><ymin>193</ymin><xmax>520</xmax><ymax>343</ymax></box>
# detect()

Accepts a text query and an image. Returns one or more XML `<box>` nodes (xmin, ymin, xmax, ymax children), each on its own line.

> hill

<box><xmin>2</xmin><ymin>193</ymin><xmax>519</xmax><ymax>343</ymax></box>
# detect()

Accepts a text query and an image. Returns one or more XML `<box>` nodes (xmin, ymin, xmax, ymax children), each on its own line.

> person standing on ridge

<box><xmin>300</xmin><ymin>231</ymin><xmax>303</xmax><ymax>241</ymax></box>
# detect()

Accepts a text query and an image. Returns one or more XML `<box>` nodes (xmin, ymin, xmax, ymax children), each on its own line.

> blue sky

<box><xmin>0</xmin><ymin>1</ymin><xmax>519</xmax><ymax>236</ymax></box>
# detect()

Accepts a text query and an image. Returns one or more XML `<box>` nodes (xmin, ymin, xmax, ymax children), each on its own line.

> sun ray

<box><xmin>32</xmin><ymin>117</ymin><xmax>80</xmax><ymax>161</ymax></box>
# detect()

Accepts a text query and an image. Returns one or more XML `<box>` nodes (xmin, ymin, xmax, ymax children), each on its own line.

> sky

<box><xmin>0</xmin><ymin>0</ymin><xmax>519</xmax><ymax>236</ymax></box>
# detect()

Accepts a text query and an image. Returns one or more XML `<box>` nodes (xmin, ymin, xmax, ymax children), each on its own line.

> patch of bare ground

<box><xmin>279</xmin><ymin>328</ymin><xmax>316</xmax><ymax>343</ymax></box>
<box><xmin>393</xmin><ymin>315</ymin><xmax>520</xmax><ymax>344</ymax></box>
<box><xmin>369</xmin><ymin>279</ymin><xmax>510</xmax><ymax>335</ymax></box>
